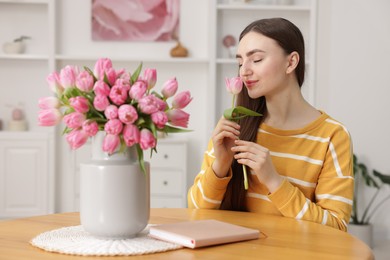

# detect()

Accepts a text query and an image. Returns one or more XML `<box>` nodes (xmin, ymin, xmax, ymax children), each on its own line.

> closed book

<box><xmin>149</xmin><ymin>219</ymin><xmax>259</xmax><ymax>248</ymax></box>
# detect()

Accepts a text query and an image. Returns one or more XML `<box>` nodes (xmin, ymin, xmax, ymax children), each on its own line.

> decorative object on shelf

<box><xmin>92</xmin><ymin>0</ymin><xmax>180</xmax><ymax>42</ymax></box>
<box><xmin>8</xmin><ymin>103</ymin><xmax>28</xmax><ymax>131</ymax></box>
<box><xmin>349</xmin><ymin>154</ymin><xmax>390</xmax><ymax>248</ymax></box>
<box><xmin>170</xmin><ymin>41</ymin><xmax>189</xmax><ymax>57</ymax></box>
<box><xmin>38</xmin><ymin>57</ymin><xmax>192</xmax><ymax>238</ymax></box>
<box><xmin>224</xmin><ymin>77</ymin><xmax>262</xmax><ymax>190</ymax></box>
<box><xmin>2</xmin><ymin>36</ymin><xmax>31</xmax><ymax>54</ymax></box>
<box><xmin>222</xmin><ymin>35</ymin><xmax>237</xmax><ymax>58</ymax></box>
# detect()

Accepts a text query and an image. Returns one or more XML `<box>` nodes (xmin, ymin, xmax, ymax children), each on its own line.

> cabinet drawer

<box><xmin>151</xmin><ymin>197</ymin><xmax>184</xmax><ymax>208</ymax></box>
<box><xmin>151</xmin><ymin>169</ymin><xmax>183</xmax><ymax>196</ymax></box>
<box><xmin>149</xmin><ymin>144</ymin><xmax>185</xmax><ymax>168</ymax></box>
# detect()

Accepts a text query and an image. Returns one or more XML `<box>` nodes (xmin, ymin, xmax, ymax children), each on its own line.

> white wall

<box><xmin>317</xmin><ymin>0</ymin><xmax>390</xmax><ymax>242</ymax></box>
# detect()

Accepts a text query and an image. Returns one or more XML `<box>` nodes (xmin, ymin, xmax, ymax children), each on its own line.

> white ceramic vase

<box><xmin>80</xmin><ymin>132</ymin><xmax>150</xmax><ymax>239</ymax></box>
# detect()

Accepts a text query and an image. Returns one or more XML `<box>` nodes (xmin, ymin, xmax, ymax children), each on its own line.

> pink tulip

<box><xmin>66</xmin><ymin>129</ymin><xmax>89</xmax><ymax>149</ymax></box>
<box><xmin>118</xmin><ymin>104</ymin><xmax>138</xmax><ymax>124</ymax></box>
<box><xmin>129</xmin><ymin>80</ymin><xmax>147</xmax><ymax>100</ymax></box>
<box><xmin>123</xmin><ymin>124</ymin><xmax>140</xmax><ymax>147</ymax></box>
<box><xmin>109</xmin><ymin>79</ymin><xmax>130</xmax><ymax>105</ymax></box>
<box><xmin>93</xmin><ymin>80</ymin><xmax>111</xmax><ymax>96</ymax></box>
<box><xmin>139</xmin><ymin>129</ymin><xmax>156</xmax><ymax>150</ymax></box>
<box><xmin>76</xmin><ymin>71</ymin><xmax>94</xmax><ymax>92</ymax></box>
<box><xmin>103</xmin><ymin>134</ymin><xmax>120</xmax><ymax>154</ymax></box>
<box><xmin>93</xmin><ymin>58</ymin><xmax>113</xmax><ymax>80</ymax></box>
<box><xmin>60</xmin><ymin>65</ymin><xmax>79</xmax><ymax>88</ymax></box>
<box><xmin>143</xmin><ymin>68</ymin><xmax>157</xmax><ymax>90</ymax></box>
<box><xmin>104</xmin><ymin>105</ymin><xmax>118</xmax><ymax>120</ymax></box>
<box><xmin>38</xmin><ymin>109</ymin><xmax>62</xmax><ymax>126</ymax></box>
<box><xmin>172</xmin><ymin>91</ymin><xmax>192</xmax><ymax>109</ymax></box>
<box><xmin>63</xmin><ymin>112</ymin><xmax>86</xmax><ymax>129</ymax></box>
<box><xmin>93</xmin><ymin>95</ymin><xmax>110</xmax><ymax>111</ymax></box>
<box><xmin>151</xmin><ymin>111</ymin><xmax>168</xmax><ymax>129</ymax></box>
<box><xmin>69</xmin><ymin>96</ymin><xmax>89</xmax><ymax>113</ymax></box>
<box><xmin>161</xmin><ymin>77</ymin><xmax>178</xmax><ymax>98</ymax></box>
<box><xmin>38</xmin><ymin>97</ymin><xmax>60</xmax><ymax>109</ymax></box>
<box><xmin>225</xmin><ymin>77</ymin><xmax>243</xmax><ymax>95</ymax></box>
<box><xmin>46</xmin><ymin>71</ymin><xmax>64</xmax><ymax>94</ymax></box>
<box><xmin>153</xmin><ymin>95</ymin><xmax>167</xmax><ymax>111</ymax></box>
<box><xmin>167</xmin><ymin>109</ymin><xmax>190</xmax><ymax>128</ymax></box>
<box><xmin>104</xmin><ymin>119</ymin><xmax>123</xmax><ymax>135</ymax></box>
<box><xmin>105</xmin><ymin>67</ymin><xmax>117</xmax><ymax>86</ymax></box>
<box><xmin>138</xmin><ymin>95</ymin><xmax>160</xmax><ymax>114</ymax></box>
<box><xmin>82</xmin><ymin>120</ymin><xmax>99</xmax><ymax>137</ymax></box>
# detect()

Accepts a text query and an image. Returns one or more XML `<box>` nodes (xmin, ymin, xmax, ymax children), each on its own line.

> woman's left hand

<box><xmin>231</xmin><ymin>139</ymin><xmax>283</xmax><ymax>193</ymax></box>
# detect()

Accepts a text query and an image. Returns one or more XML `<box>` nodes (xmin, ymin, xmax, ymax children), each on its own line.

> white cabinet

<box><xmin>209</xmin><ymin>0</ymin><xmax>317</xmax><ymax>125</ymax></box>
<box><xmin>150</xmin><ymin>138</ymin><xmax>188</xmax><ymax>208</ymax></box>
<box><xmin>0</xmin><ymin>132</ymin><xmax>54</xmax><ymax>219</ymax></box>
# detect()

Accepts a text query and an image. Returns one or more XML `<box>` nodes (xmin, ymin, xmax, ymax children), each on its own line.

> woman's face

<box><xmin>236</xmin><ymin>31</ymin><xmax>291</xmax><ymax>99</ymax></box>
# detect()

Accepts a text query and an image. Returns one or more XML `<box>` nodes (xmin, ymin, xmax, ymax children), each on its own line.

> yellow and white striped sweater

<box><xmin>188</xmin><ymin>112</ymin><xmax>353</xmax><ymax>231</ymax></box>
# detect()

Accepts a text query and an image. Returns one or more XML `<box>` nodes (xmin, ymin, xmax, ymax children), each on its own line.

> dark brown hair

<box><xmin>219</xmin><ymin>18</ymin><xmax>305</xmax><ymax>211</ymax></box>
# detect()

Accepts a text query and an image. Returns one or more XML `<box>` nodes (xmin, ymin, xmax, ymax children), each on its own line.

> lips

<box><xmin>244</xmin><ymin>80</ymin><xmax>258</xmax><ymax>88</ymax></box>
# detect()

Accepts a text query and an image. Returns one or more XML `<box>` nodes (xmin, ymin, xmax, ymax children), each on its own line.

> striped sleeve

<box><xmin>267</xmin><ymin>121</ymin><xmax>353</xmax><ymax>231</ymax></box>
<box><xmin>187</xmin><ymin>140</ymin><xmax>232</xmax><ymax>209</ymax></box>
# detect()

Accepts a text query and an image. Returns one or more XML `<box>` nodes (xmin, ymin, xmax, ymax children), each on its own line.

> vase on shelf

<box><xmin>80</xmin><ymin>131</ymin><xmax>150</xmax><ymax>239</ymax></box>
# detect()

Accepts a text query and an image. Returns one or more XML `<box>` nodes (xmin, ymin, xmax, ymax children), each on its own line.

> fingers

<box><xmin>212</xmin><ymin>117</ymin><xmax>240</xmax><ymax>140</ymax></box>
<box><xmin>231</xmin><ymin>140</ymin><xmax>268</xmax><ymax>168</ymax></box>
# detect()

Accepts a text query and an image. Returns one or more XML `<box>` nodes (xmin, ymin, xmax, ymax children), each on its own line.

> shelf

<box><xmin>0</xmin><ymin>54</ymin><xmax>49</xmax><ymax>60</ymax></box>
<box><xmin>55</xmin><ymin>55</ymin><xmax>209</xmax><ymax>64</ymax></box>
<box><xmin>217</xmin><ymin>4</ymin><xmax>310</xmax><ymax>11</ymax></box>
<box><xmin>0</xmin><ymin>0</ymin><xmax>49</xmax><ymax>4</ymax></box>
<box><xmin>0</xmin><ymin>131</ymin><xmax>50</xmax><ymax>139</ymax></box>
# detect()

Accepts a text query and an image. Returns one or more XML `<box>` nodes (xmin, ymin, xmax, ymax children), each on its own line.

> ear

<box><xmin>286</xmin><ymin>51</ymin><xmax>299</xmax><ymax>74</ymax></box>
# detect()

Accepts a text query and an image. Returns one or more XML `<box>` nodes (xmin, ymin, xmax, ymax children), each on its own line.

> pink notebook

<box><xmin>148</xmin><ymin>219</ymin><xmax>259</xmax><ymax>248</ymax></box>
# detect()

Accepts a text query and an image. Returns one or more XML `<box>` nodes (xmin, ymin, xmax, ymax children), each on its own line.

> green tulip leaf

<box><xmin>162</xmin><ymin>125</ymin><xmax>192</xmax><ymax>133</ymax></box>
<box><xmin>131</xmin><ymin>62</ymin><xmax>143</xmax><ymax>85</ymax></box>
<box><xmin>224</xmin><ymin>106</ymin><xmax>262</xmax><ymax>121</ymax></box>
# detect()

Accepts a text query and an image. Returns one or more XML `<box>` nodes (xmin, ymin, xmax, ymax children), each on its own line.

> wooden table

<box><xmin>0</xmin><ymin>208</ymin><xmax>374</xmax><ymax>259</ymax></box>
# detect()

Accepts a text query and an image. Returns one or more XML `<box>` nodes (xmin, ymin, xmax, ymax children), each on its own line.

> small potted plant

<box><xmin>349</xmin><ymin>154</ymin><xmax>390</xmax><ymax>248</ymax></box>
<box><xmin>2</xmin><ymin>36</ymin><xmax>31</xmax><ymax>54</ymax></box>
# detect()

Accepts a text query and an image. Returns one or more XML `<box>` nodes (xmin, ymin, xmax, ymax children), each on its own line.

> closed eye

<box><xmin>254</xmin><ymin>59</ymin><xmax>262</xmax><ymax>63</ymax></box>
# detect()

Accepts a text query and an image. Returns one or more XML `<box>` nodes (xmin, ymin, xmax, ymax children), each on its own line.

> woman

<box><xmin>188</xmin><ymin>18</ymin><xmax>353</xmax><ymax>231</ymax></box>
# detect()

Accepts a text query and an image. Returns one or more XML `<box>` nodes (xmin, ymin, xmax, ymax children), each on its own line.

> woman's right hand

<box><xmin>211</xmin><ymin>116</ymin><xmax>240</xmax><ymax>178</ymax></box>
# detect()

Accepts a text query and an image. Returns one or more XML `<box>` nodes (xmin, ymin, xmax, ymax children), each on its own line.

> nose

<box><xmin>240</xmin><ymin>61</ymin><xmax>252</xmax><ymax>77</ymax></box>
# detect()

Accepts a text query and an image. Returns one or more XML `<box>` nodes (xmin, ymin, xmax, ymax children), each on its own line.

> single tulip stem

<box><xmin>232</xmin><ymin>94</ymin><xmax>236</xmax><ymax>108</ymax></box>
<box><xmin>243</xmin><ymin>164</ymin><xmax>248</xmax><ymax>190</ymax></box>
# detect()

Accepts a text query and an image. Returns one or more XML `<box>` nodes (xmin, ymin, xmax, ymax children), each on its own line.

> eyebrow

<box><xmin>235</xmin><ymin>49</ymin><xmax>265</xmax><ymax>59</ymax></box>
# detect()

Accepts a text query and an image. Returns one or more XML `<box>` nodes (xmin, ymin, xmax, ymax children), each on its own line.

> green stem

<box><xmin>243</xmin><ymin>164</ymin><xmax>248</xmax><ymax>190</ymax></box>
<box><xmin>232</xmin><ymin>94</ymin><xmax>236</xmax><ymax>109</ymax></box>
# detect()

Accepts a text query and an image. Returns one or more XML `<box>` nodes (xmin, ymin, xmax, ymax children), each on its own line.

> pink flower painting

<box><xmin>92</xmin><ymin>0</ymin><xmax>180</xmax><ymax>42</ymax></box>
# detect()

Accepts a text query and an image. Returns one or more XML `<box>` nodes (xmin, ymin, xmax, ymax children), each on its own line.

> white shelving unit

<box><xmin>0</xmin><ymin>0</ymin><xmax>55</xmax><ymax>219</ymax></box>
<box><xmin>209</xmin><ymin>0</ymin><xmax>317</xmax><ymax>126</ymax></box>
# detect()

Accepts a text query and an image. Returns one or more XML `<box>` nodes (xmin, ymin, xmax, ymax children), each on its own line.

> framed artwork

<box><xmin>92</xmin><ymin>0</ymin><xmax>180</xmax><ymax>42</ymax></box>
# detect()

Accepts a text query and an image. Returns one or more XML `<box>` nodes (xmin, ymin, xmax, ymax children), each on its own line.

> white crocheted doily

<box><xmin>30</xmin><ymin>225</ymin><xmax>182</xmax><ymax>256</ymax></box>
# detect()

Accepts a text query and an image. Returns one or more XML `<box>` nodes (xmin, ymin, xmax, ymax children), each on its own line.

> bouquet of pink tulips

<box><xmin>224</xmin><ymin>77</ymin><xmax>262</xmax><ymax>189</ymax></box>
<box><xmin>38</xmin><ymin>58</ymin><xmax>192</xmax><ymax>173</ymax></box>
